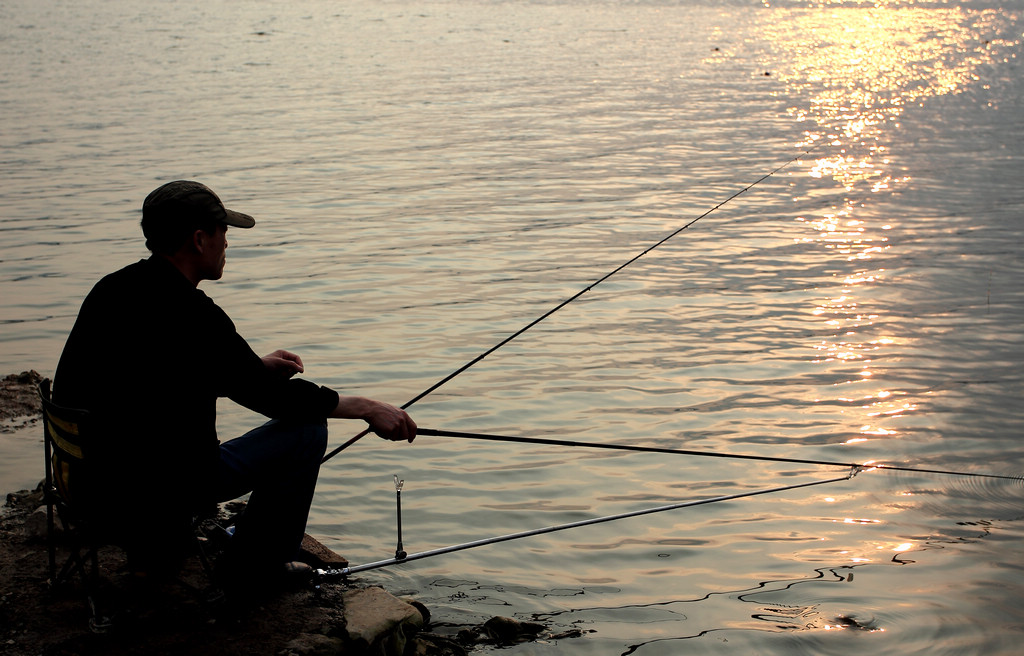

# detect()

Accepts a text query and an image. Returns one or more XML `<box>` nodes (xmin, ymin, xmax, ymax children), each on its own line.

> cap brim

<box><xmin>223</xmin><ymin>208</ymin><xmax>255</xmax><ymax>228</ymax></box>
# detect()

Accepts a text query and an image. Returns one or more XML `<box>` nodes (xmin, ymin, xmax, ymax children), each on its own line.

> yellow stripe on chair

<box><xmin>46</xmin><ymin>418</ymin><xmax>84</xmax><ymax>460</ymax></box>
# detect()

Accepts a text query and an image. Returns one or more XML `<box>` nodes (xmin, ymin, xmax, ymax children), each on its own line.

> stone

<box><xmin>401</xmin><ymin>597</ymin><xmax>431</xmax><ymax>625</ymax></box>
<box><xmin>482</xmin><ymin>616</ymin><xmax>545</xmax><ymax>645</ymax></box>
<box><xmin>279</xmin><ymin>632</ymin><xmax>347</xmax><ymax>655</ymax></box>
<box><xmin>407</xmin><ymin>634</ymin><xmax>470</xmax><ymax>656</ymax></box>
<box><xmin>298</xmin><ymin>533</ymin><xmax>348</xmax><ymax>568</ymax></box>
<box><xmin>341</xmin><ymin>586</ymin><xmax>425</xmax><ymax>655</ymax></box>
<box><xmin>24</xmin><ymin>506</ymin><xmax>52</xmax><ymax>540</ymax></box>
<box><xmin>0</xmin><ymin>370</ymin><xmax>42</xmax><ymax>432</ymax></box>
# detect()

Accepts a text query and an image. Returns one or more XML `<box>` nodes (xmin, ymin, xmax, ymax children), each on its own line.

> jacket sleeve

<box><xmin>208</xmin><ymin>301</ymin><xmax>340</xmax><ymax>419</ymax></box>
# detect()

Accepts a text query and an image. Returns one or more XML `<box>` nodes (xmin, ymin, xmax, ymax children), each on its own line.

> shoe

<box><xmin>281</xmin><ymin>561</ymin><xmax>313</xmax><ymax>583</ymax></box>
<box><xmin>277</xmin><ymin>561</ymin><xmax>314</xmax><ymax>591</ymax></box>
<box><xmin>217</xmin><ymin>559</ymin><xmax>314</xmax><ymax>608</ymax></box>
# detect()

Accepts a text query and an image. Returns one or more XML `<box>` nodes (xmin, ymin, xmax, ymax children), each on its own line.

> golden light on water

<box><xmin>763</xmin><ymin>1</ymin><xmax>1019</xmax><ymax>443</ymax></box>
<box><xmin>829</xmin><ymin>533</ymin><xmax>917</xmax><ymax>565</ymax></box>
<box><xmin>808</xmin><ymin>487</ymin><xmax>925</xmax><ymax>566</ymax></box>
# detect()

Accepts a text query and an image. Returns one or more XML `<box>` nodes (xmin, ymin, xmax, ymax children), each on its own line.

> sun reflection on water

<box><xmin>763</xmin><ymin>1</ymin><xmax>1019</xmax><ymax>443</ymax></box>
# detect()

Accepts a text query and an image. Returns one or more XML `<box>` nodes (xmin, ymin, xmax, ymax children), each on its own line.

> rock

<box><xmin>482</xmin><ymin>616</ymin><xmax>519</xmax><ymax>643</ymax></box>
<box><xmin>0</xmin><ymin>370</ymin><xmax>43</xmax><ymax>432</ymax></box>
<box><xmin>456</xmin><ymin>628</ymin><xmax>480</xmax><ymax>644</ymax></box>
<box><xmin>298</xmin><ymin>533</ymin><xmax>348</xmax><ymax>568</ymax></box>
<box><xmin>278</xmin><ymin>632</ymin><xmax>347</xmax><ymax>655</ymax></box>
<box><xmin>342</xmin><ymin>586</ymin><xmax>425</xmax><ymax>655</ymax></box>
<box><xmin>549</xmin><ymin>628</ymin><xmax>590</xmax><ymax>640</ymax></box>
<box><xmin>24</xmin><ymin>505</ymin><xmax>52</xmax><ymax>540</ymax></box>
<box><xmin>401</xmin><ymin>597</ymin><xmax>431</xmax><ymax>625</ymax></box>
<box><xmin>482</xmin><ymin>616</ymin><xmax>545</xmax><ymax>645</ymax></box>
<box><xmin>407</xmin><ymin>634</ymin><xmax>469</xmax><ymax>656</ymax></box>
<box><xmin>5</xmin><ymin>483</ymin><xmax>44</xmax><ymax>510</ymax></box>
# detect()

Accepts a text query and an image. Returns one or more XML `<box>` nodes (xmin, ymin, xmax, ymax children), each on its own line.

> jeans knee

<box><xmin>301</xmin><ymin>419</ymin><xmax>329</xmax><ymax>458</ymax></box>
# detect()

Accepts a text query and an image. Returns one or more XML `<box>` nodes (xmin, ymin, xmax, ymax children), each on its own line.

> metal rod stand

<box><xmin>394</xmin><ymin>475</ymin><xmax>406</xmax><ymax>560</ymax></box>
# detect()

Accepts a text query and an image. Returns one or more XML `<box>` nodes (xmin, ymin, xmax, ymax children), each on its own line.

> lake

<box><xmin>2</xmin><ymin>0</ymin><xmax>1023</xmax><ymax>653</ymax></box>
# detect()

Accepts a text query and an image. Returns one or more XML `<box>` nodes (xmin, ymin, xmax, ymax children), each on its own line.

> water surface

<box><xmin>2</xmin><ymin>1</ymin><xmax>1022</xmax><ymax>653</ymax></box>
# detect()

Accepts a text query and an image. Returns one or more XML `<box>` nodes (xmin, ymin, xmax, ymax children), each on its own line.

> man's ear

<box><xmin>191</xmin><ymin>228</ymin><xmax>207</xmax><ymax>254</ymax></box>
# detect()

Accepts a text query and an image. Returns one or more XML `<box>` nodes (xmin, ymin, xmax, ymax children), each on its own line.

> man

<box><xmin>53</xmin><ymin>180</ymin><xmax>416</xmax><ymax>587</ymax></box>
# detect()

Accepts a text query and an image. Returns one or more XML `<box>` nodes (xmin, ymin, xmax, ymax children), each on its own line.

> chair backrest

<box><xmin>39</xmin><ymin>379</ymin><xmax>91</xmax><ymax>509</ymax></box>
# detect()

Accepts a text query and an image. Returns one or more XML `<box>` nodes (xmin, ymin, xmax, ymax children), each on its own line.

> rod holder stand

<box><xmin>394</xmin><ymin>474</ymin><xmax>407</xmax><ymax>560</ymax></box>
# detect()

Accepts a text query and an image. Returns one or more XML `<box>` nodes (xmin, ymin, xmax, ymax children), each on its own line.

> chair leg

<box><xmin>46</xmin><ymin>497</ymin><xmax>57</xmax><ymax>583</ymax></box>
<box><xmin>54</xmin><ymin>550</ymin><xmax>84</xmax><ymax>584</ymax></box>
<box><xmin>87</xmin><ymin>588</ymin><xmax>115</xmax><ymax>633</ymax></box>
<box><xmin>44</xmin><ymin>437</ymin><xmax>57</xmax><ymax>583</ymax></box>
<box><xmin>50</xmin><ymin>508</ymin><xmax>87</xmax><ymax>586</ymax></box>
<box><xmin>83</xmin><ymin>542</ymin><xmax>115</xmax><ymax>633</ymax></box>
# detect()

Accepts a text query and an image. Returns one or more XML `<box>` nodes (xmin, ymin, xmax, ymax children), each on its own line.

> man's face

<box><xmin>200</xmin><ymin>224</ymin><xmax>228</xmax><ymax>281</ymax></box>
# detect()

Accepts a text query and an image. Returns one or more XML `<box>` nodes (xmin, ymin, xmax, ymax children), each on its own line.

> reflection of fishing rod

<box><xmin>322</xmin><ymin>143</ymin><xmax>825</xmax><ymax>464</ymax></box>
<box><xmin>418</xmin><ymin>427</ymin><xmax>1024</xmax><ymax>482</ymax></box>
<box><xmin>316</xmin><ymin>469</ymin><xmax>856</xmax><ymax>578</ymax></box>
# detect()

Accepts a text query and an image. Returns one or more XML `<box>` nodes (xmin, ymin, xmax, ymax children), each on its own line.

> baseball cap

<box><xmin>142</xmin><ymin>180</ymin><xmax>255</xmax><ymax>229</ymax></box>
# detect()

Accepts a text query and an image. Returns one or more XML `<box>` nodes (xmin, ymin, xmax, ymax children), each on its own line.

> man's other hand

<box><xmin>262</xmin><ymin>349</ymin><xmax>305</xmax><ymax>379</ymax></box>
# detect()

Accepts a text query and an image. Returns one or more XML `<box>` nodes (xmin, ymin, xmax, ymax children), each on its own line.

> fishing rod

<box><xmin>418</xmin><ymin>427</ymin><xmax>1024</xmax><ymax>482</ymax></box>
<box><xmin>316</xmin><ymin>469</ymin><xmax>856</xmax><ymax>578</ymax></box>
<box><xmin>323</xmin><ymin>143</ymin><xmax>825</xmax><ymax>463</ymax></box>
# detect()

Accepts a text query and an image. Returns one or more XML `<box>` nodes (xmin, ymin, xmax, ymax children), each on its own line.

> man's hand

<box><xmin>261</xmin><ymin>349</ymin><xmax>304</xmax><ymax>379</ymax></box>
<box><xmin>365</xmin><ymin>401</ymin><xmax>417</xmax><ymax>443</ymax></box>
<box><xmin>331</xmin><ymin>396</ymin><xmax>417</xmax><ymax>443</ymax></box>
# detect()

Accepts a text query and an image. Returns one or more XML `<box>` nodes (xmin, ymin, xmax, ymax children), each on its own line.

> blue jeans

<box><xmin>214</xmin><ymin>418</ymin><xmax>328</xmax><ymax>571</ymax></box>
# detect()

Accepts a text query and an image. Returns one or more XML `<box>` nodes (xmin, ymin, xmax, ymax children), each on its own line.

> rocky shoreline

<box><xmin>1</xmin><ymin>483</ymin><xmax>468</xmax><ymax>656</ymax></box>
<box><xmin>0</xmin><ymin>372</ymin><xmax>582</xmax><ymax>655</ymax></box>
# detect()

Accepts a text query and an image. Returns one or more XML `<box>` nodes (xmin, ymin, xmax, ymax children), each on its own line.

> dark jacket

<box><xmin>54</xmin><ymin>256</ymin><xmax>339</xmax><ymax>520</ymax></box>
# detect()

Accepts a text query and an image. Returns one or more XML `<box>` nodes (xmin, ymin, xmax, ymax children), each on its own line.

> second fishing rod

<box><xmin>416</xmin><ymin>427</ymin><xmax>1024</xmax><ymax>482</ymax></box>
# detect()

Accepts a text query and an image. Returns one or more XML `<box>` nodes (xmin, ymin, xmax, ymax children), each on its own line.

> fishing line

<box><xmin>417</xmin><ymin>427</ymin><xmax>1024</xmax><ymax>482</ymax></box>
<box><xmin>323</xmin><ymin>143</ymin><xmax>825</xmax><ymax>463</ymax></box>
<box><xmin>316</xmin><ymin>470</ymin><xmax>855</xmax><ymax>577</ymax></box>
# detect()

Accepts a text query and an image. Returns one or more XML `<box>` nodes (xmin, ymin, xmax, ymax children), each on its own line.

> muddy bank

<box><xmin>0</xmin><ymin>485</ymin><xmax>459</xmax><ymax>656</ymax></box>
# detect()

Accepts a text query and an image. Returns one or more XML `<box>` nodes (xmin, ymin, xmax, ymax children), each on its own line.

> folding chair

<box><xmin>39</xmin><ymin>377</ymin><xmax>112</xmax><ymax>630</ymax></box>
<box><xmin>39</xmin><ymin>379</ymin><xmax>224</xmax><ymax>631</ymax></box>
